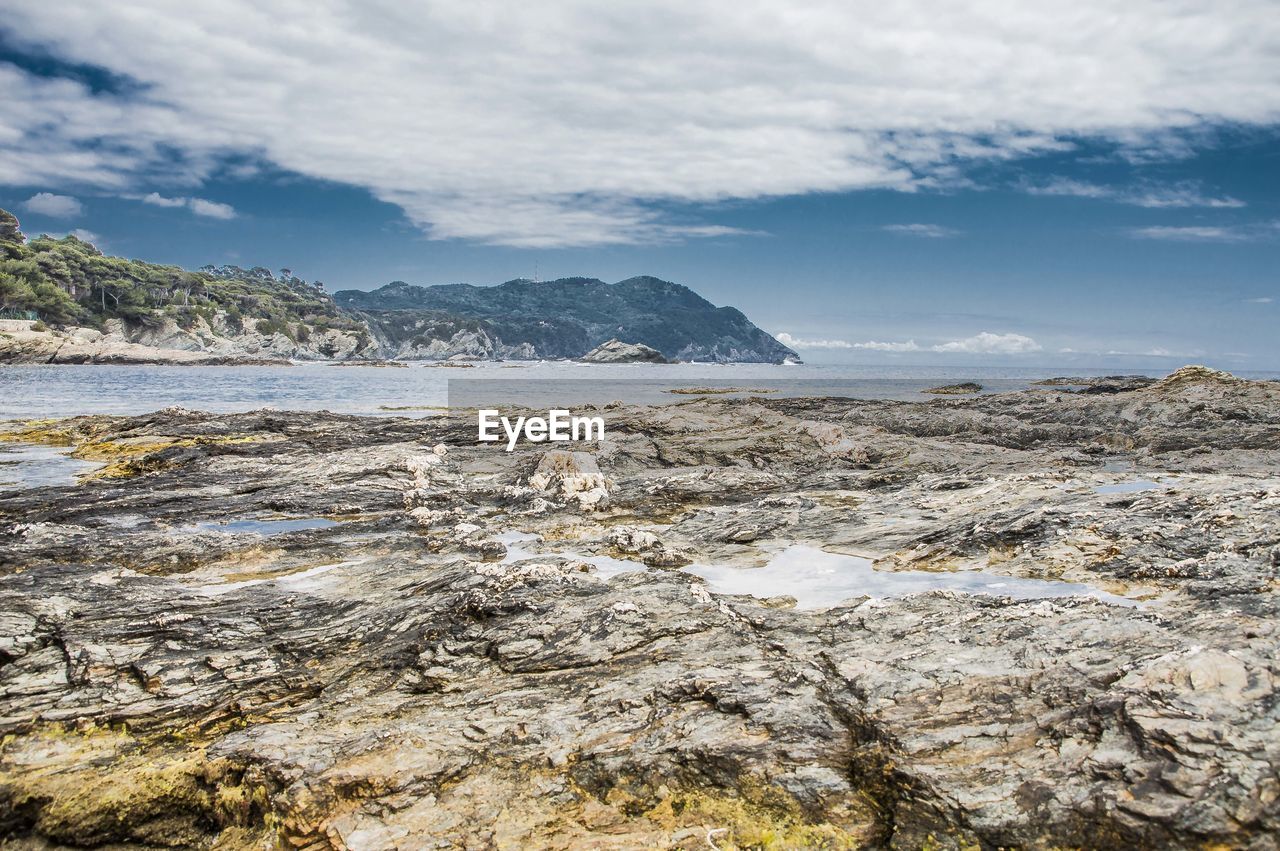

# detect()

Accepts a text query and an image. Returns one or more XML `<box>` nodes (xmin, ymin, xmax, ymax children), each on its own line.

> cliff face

<box><xmin>0</xmin><ymin>317</ymin><xmax>375</xmax><ymax>364</ymax></box>
<box><xmin>107</xmin><ymin>314</ymin><xmax>375</xmax><ymax>361</ymax></box>
<box><xmin>337</xmin><ymin>276</ymin><xmax>798</xmax><ymax>363</ymax></box>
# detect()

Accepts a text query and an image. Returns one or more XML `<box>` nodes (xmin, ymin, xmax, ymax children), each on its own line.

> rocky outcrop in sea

<box><xmin>579</xmin><ymin>339</ymin><xmax>671</xmax><ymax>363</ymax></box>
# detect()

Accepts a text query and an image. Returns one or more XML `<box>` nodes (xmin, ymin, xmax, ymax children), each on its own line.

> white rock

<box><xmin>605</xmin><ymin>526</ymin><xmax>660</xmax><ymax>553</ymax></box>
<box><xmin>528</xmin><ymin>450</ymin><xmax>610</xmax><ymax>509</ymax></box>
<box><xmin>799</xmin><ymin>420</ymin><xmax>870</xmax><ymax>461</ymax></box>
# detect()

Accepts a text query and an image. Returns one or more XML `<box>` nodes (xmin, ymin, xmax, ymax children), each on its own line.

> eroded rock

<box><xmin>0</xmin><ymin>370</ymin><xmax>1277</xmax><ymax>848</ymax></box>
<box><xmin>528</xmin><ymin>449</ymin><xmax>611</xmax><ymax>509</ymax></box>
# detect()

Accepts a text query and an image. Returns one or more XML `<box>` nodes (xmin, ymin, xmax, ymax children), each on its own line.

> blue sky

<box><xmin>2</xmin><ymin>2</ymin><xmax>1278</xmax><ymax>369</ymax></box>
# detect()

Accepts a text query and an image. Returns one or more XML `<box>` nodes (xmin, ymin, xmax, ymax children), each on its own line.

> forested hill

<box><xmin>0</xmin><ymin>208</ymin><xmax>363</xmax><ymax>343</ymax></box>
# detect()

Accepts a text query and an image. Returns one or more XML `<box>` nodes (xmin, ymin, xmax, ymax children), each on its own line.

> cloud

<box><xmin>1127</xmin><ymin>225</ymin><xmax>1250</xmax><ymax>242</ymax></box>
<box><xmin>1128</xmin><ymin>187</ymin><xmax>1245</xmax><ymax>210</ymax></box>
<box><xmin>776</xmin><ymin>333</ymin><xmax>925</xmax><ymax>352</ymax></box>
<box><xmin>186</xmin><ymin>198</ymin><xmax>236</xmax><ymax>219</ymax></box>
<box><xmin>23</xmin><ymin>192</ymin><xmax>83</xmax><ymax>217</ymax></box>
<box><xmin>1024</xmin><ymin>177</ymin><xmax>1244</xmax><ymax>208</ymax></box>
<box><xmin>140</xmin><ymin>192</ymin><xmax>236</xmax><ymax>219</ymax></box>
<box><xmin>139</xmin><ymin>192</ymin><xmax>186</xmax><ymax>208</ymax></box>
<box><xmin>2</xmin><ymin>1</ymin><xmax>1280</xmax><ymax>246</ymax></box>
<box><xmin>43</xmin><ymin>227</ymin><xmax>103</xmax><ymax>245</ymax></box>
<box><xmin>1243</xmin><ymin>297</ymin><xmax>1273</xmax><ymax>304</ymax></box>
<box><xmin>776</xmin><ymin>333</ymin><xmax>855</xmax><ymax>350</ymax></box>
<box><xmin>855</xmin><ymin>339</ymin><xmax>925</xmax><ymax>352</ymax></box>
<box><xmin>777</xmin><ymin>330</ymin><xmax>1040</xmax><ymax>354</ymax></box>
<box><xmin>1023</xmin><ymin>177</ymin><xmax>1112</xmax><ymax>200</ymax></box>
<box><xmin>881</xmin><ymin>224</ymin><xmax>959</xmax><ymax>238</ymax></box>
<box><xmin>1104</xmin><ymin>346</ymin><xmax>1199</xmax><ymax>358</ymax></box>
<box><xmin>931</xmin><ymin>331</ymin><xmax>1042</xmax><ymax>354</ymax></box>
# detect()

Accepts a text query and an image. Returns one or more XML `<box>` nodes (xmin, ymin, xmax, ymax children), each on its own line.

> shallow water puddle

<box><xmin>496</xmin><ymin>531</ymin><xmax>647</xmax><ymax>576</ymax></box>
<box><xmin>190</xmin><ymin>561</ymin><xmax>348</xmax><ymax>595</ymax></box>
<box><xmin>685</xmin><ymin>545</ymin><xmax>1137</xmax><ymax>609</ymax></box>
<box><xmin>1095</xmin><ymin>479</ymin><xmax>1165</xmax><ymax>494</ymax></box>
<box><xmin>0</xmin><ymin>443</ymin><xmax>101</xmax><ymax>489</ymax></box>
<box><xmin>186</xmin><ymin>517</ymin><xmax>340</xmax><ymax>535</ymax></box>
<box><xmin>496</xmin><ymin>533</ymin><xmax>1136</xmax><ymax>609</ymax></box>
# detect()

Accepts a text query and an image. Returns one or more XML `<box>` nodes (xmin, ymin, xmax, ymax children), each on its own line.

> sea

<box><xmin>1</xmin><ymin>361</ymin><xmax>1277</xmax><ymax>421</ymax></box>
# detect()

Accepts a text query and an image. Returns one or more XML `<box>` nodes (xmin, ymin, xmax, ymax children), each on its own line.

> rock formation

<box><xmin>579</xmin><ymin>339</ymin><xmax>671</xmax><ymax>364</ymax></box>
<box><xmin>1</xmin><ymin>367</ymin><xmax>1277</xmax><ymax>848</ymax></box>
<box><xmin>0</xmin><ymin>320</ymin><xmax>292</xmax><ymax>365</ymax></box>
<box><xmin>922</xmin><ymin>381</ymin><xmax>982</xmax><ymax>395</ymax></box>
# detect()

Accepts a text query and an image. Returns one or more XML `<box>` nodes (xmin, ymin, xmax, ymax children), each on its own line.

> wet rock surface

<box><xmin>1</xmin><ymin>366</ymin><xmax>1278</xmax><ymax>849</ymax></box>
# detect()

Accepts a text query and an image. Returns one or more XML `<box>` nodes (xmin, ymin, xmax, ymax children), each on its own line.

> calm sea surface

<box><xmin>3</xmin><ymin>362</ymin><xmax>1277</xmax><ymax>420</ymax></box>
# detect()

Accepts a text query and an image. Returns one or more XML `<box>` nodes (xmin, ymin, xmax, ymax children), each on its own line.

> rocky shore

<box><xmin>0</xmin><ymin>321</ymin><xmax>298</xmax><ymax>366</ymax></box>
<box><xmin>0</xmin><ymin>366</ymin><xmax>1277</xmax><ymax>849</ymax></box>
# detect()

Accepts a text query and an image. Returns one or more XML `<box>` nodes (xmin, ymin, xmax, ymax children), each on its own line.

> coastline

<box><xmin>2</xmin><ymin>366</ymin><xmax>1277</xmax><ymax>847</ymax></box>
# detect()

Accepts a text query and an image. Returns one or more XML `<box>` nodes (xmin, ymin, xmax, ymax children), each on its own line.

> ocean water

<box><xmin>0</xmin><ymin>442</ymin><xmax>101</xmax><ymax>487</ymax></box>
<box><xmin>4</xmin><ymin>361</ymin><xmax>1268</xmax><ymax>421</ymax></box>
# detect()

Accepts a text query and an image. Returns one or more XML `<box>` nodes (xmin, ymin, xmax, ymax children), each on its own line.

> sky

<box><xmin>1</xmin><ymin>1</ymin><xmax>1278</xmax><ymax>369</ymax></box>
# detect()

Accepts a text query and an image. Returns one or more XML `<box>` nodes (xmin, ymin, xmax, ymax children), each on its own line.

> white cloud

<box><xmin>881</xmin><ymin>224</ymin><xmax>959</xmax><ymax>238</ymax></box>
<box><xmin>776</xmin><ymin>333</ymin><xmax>854</xmax><ymax>350</ymax></box>
<box><xmin>1104</xmin><ymin>346</ymin><xmax>1198</xmax><ymax>358</ymax></box>
<box><xmin>1243</xmin><ymin>297</ymin><xmax>1273</xmax><ymax>304</ymax></box>
<box><xmin>139</xmin><ymin>192</ymin><xmax>237</xmax><ymax>219</ymax></box>
<box><xmin>24</xmin><ymin>192</ymin><xmax>83</xmax><ymax>217</ymax></box>
<box><xmin>1023</xmin><ymin>178</ymin><xmax>1112</xmax><ymax>200</ymax></box>
<box><xmin>186</xmin><ymin>198</ymin><xmax>236</xmax><ymax>219</ymax></box>
<box><xmin>140</xmin><ymin>192</ymin><xmax>186</xmax><ymax>208</ymax></box>
<box><xmin>931</xmin><ymin>331</ymin><xmax>1042</xmax><ymax>354</ymax></box>
<box><xmin>43</xmin><ymin>228</ymin><xmax>103</xmax><ymax>245</ymax></box>
<box><xmin>2</xmin><ymin>1</ymin><xmax>1279</xmax><ymax>246</ymax></box>
<box><xmin>1024</xmin><ymin>177</ymin><xmax>1244</xmax><ymax>208</ymax></box>
<box><xmin>777</xmin><ymin>330</ymin><xmax>1040</xmax><ymax>354</ymax></box>
<box><xmin>1127</xmin><ymin>225</ymin><xmax>1248</xmax><ymax>242</ymax></box>
<box><xmin>856</xmin><ymin>339</ymin><xmax>925</xmax><ymax>352</ymax></box>
<box><xmin>776</xmin><ymin>333</ymin><xmax>925</xmax><ymax>352</ymax></box>
<box><xmin>1128</xmin><ymin>187</ymin><xmax>1245</xmax><ymax>210</ymax></box>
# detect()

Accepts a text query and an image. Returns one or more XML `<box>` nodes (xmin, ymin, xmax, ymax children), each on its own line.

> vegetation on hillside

<box><xmin>0</xmin><ymin>207</ymin><xmax>361</xmax><ymax>340</ymax></box>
